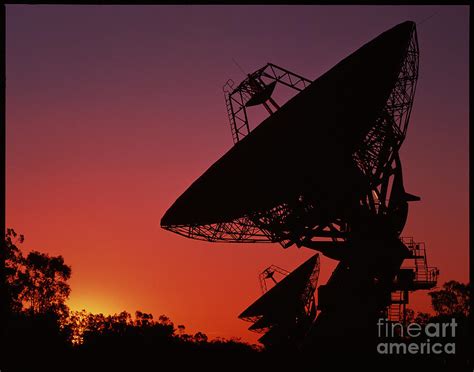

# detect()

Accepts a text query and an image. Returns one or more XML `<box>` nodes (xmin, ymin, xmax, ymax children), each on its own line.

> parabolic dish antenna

<box><xmin>239</xmin><ymin>254</ymin><xmax>320</xmax><ymax>348</ymax></box>
<box><xmin>161</xmin><ymin>21</ymin><xmax>419</xmax><ymax>250</ymax></box>
<box><xmin>161</xmin><ymin>20</ymin><xmax>438</xmax><ymax>354</ymax></box>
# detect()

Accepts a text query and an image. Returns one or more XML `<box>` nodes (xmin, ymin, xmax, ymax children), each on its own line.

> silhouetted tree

<box><xmin>135</xmin><ymin>310</ymin><xmax>153</xmax><ymax>327</ymax></box>
<box><xmin>394</xmin><ymin>281</ymin><xmax>472</xmax><ymax>370</ymax></box>
<box><xmin>5</xmin><ymin>228</ymin><xmax>26</xmax><ymax>313</ymax></box>
<box><xmin>4</xmin><ymin>229</ymin><xmax>74</xmax><ymax>371</ymax></box>
<box><xmin>428</xmin><ymin>280</ymin><xmax>470</xmax><ymax>317</ymax></box>
<box><xmin>4</xmin><ymin>228</ymin><xmax>72</xmax><ymax>317</ymax></box>
<box><xmin>21</xmin><ymin>250</ymin><xmax>71</xmax><ymax>316</ymax></box>
<box><xmin>193</xmin><ymin>331</ymin><xmax>208</xmax><ymax>343</ymax></box>
<box><xmin>2</xmin><ymin>228</ymin><xmax>263</xmax><ymax>369</ymax></box>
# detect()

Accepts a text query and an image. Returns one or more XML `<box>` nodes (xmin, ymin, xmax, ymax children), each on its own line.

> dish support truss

<box><xmin>223</xmin><ymin>62</ymin><xmax>312</xmax><ymax>144</ymax></box>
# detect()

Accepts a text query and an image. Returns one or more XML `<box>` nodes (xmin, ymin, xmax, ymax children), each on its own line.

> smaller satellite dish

<box><xmin>245</xmin><ymin>80</ymin><xmax>277</xmax><ymax>107</ymax></box>
<box><xmin>239</xmin><ymin>254</ymin><xmax>320</xmax><ymax>347</ymax></box>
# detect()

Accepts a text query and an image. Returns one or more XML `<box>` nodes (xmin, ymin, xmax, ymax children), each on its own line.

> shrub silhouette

<box><xmin>2</xmin><ymin>228</ymin><xmax>470</xmax><ymax>370</ymax></box>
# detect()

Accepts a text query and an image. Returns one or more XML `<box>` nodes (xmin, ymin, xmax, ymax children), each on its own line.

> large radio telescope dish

<box><xmin>160</xmin><ymin>20</ymin><xmax>437</xmax><ymax>354</ymax></box>
<box><xmin>161</xmin><ymin>21</ymin><xmax>419</xmax><ymax>249</ymax></box>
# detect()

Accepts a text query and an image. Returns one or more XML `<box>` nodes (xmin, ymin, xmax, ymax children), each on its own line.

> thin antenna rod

<box><xmin>232</xmin><ymin>58</ymin><xmax>246</xmax><ymax>76</ymax></box>
<box><xmin>419</xmin><ymin>11</ymin><xmax>439</xmax><ymax>26</ymax></box>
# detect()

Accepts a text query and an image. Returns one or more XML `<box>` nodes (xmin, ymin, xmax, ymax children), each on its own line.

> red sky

<box><xmin>6</xmin><ymin>5</ymin><xmax>469</xmax><ymax>344</ymax></box>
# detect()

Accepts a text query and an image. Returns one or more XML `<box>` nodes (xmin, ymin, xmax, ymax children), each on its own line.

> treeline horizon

<box><xmin>3</xmin><ymin>228</ymin><xmax>261</xmax><ymax>370</ymax></box>
<box><xmin>2</xmin><ymin>228</ymin><xmax>471</xmax><ymax>370</ymax></box>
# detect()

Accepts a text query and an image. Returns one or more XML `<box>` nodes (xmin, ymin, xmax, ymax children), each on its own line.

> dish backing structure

<box><xmin>161</xmin><ymin>21</ymin><xmax>438</xmax><ymax>354</ymax></box>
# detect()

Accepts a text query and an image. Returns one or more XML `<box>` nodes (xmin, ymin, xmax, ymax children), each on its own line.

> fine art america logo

<box><xmin>377</xmin><ymin>318</ymin><xmax>457</xmax><ymax>355</ymax></box>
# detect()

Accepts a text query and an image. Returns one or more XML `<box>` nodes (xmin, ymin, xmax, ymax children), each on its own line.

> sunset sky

<box><xmin>6</xmin><ymin>5</ymin><xmax>469</xmax><ymax>343</ymax></box>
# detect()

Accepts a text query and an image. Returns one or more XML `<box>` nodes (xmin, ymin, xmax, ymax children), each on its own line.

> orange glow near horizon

<box><xmin>67</xmin><ymin>293</ymin><xmax>124</xmax><ymax>316</ymax></box>
<box><xmin>6</xmin><ymin>6</ymin><xmax>469</xmax><ymax>345</ymax></box>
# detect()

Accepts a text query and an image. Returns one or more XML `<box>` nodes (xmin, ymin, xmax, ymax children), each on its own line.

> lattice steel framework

<box><xmin>259</xmin><ymin>265</ymin><xmax>289</xmax><ymax>293</ymax></box>
<box><xmin>165</xmin><ymin>27</ymin><xmax>420</xmax><ymax>248</ymax></box>
<box><xmin>240</xmin><ymin>255</ymin><xmax>320</xmax><ymax>334</ymax></box>
<box><xmin>354</xmin><ymin>28</ymin><xmax>419</xmax><ymax>218</ymax></box>
<box><xmin>224</xmin><ymin>63</ymin><xmax>312</xmax><ymax>144</ymax></box>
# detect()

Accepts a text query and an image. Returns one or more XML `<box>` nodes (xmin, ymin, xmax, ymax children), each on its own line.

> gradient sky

<box><xmin>6</xmin><ymin>5</ymin><xmax>469</xmax><ymax>344</ymax></box>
